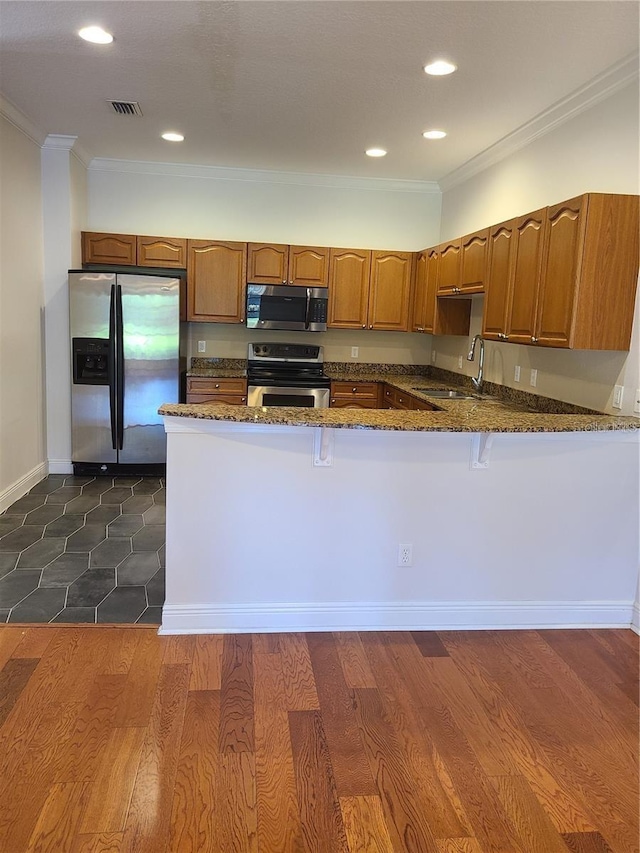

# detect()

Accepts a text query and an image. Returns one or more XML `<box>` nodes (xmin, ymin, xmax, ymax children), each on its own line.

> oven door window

<box><xmin>263</xmin><ymin>393</ymin><xmax>314</xmax><ymax>407</ymax></box>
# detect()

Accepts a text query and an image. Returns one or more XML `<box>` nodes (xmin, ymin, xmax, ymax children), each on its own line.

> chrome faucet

<box><xmin>467</xmin><ymin>334</ymin><xmax>485</xmax><ymax>394</ymax></box>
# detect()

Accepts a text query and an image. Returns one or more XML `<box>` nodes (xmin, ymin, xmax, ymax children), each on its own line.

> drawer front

<box><xmin>330</xmin><ymin>381</ymin><xmax>379</xmax><ymax>400</ymax></box>
<box><xmin>390</xmin><ymin>387</ymin><xmax>414</xmax><ymax>410</ymax></box>
<box><xmin>186</xmin><ymin>377</ymin><xmax>247</xmax><ymax>395</ymax></box>
<box><xmin>186</xmin><ymin>393</ymin><xmax>247</xmax><ymax>405</ymax></box>
<box><xmin>329</xmin><ymin>397</ymin><xmax>378</xmax><ymax>409</ymax></box>
<box><xmin>411</xmin><ymin>396</ymin><xmax>438</xmax><ymax>411</ymax></box>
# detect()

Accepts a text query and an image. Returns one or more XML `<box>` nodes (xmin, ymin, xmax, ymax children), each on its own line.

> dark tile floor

<box><xmin>0</xmin><ymin>475</ymin><xmax>165</xmax><ymax>624</ymax></box>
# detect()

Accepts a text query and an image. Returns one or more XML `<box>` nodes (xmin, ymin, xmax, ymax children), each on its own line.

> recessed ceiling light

<box><xmin>78</xmin><ymin>26</ymin><xmax>113</xmax><ymax>44</ymax></box>
<box><xmin>162</xmin><ymin>132</ymin><xmax>185</xmax><ymax>142</ymax></box>
<box><xmin>422</xmin><ymin>130</ymin><xmax>447</xmax><ymax>140</ymax></box>
<box><xmin>424</xmin><ymin>60</ymin><xmax>457</xmax><ymax>76</ymax></box>
<box><xmin>366</xmin><ymin>148</ymin><xmax>387</xmax><ymax>157</ymax></box>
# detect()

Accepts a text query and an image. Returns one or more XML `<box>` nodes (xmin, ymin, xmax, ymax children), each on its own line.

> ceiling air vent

<box><xmin>107</xmin><ymin>100</ymin><xmax>143</xmax><ymax>117</ymax></box>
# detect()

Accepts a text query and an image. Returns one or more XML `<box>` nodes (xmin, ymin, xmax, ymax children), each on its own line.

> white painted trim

<box><xmin>47</xmin><ymin>459</ymin><xmax>74</xmax><ymax>475</ymax></box>
<box><xmin>439</xmin><ymin>52</ymin><xmax>639</xmax><ymax>192</ymax></box>
<box><xmin>88</xmin><ymin>157</ymin><xmax>439</xmax><ymax>194</ymax></box>
<box><xmin>159</xmin><ymin>599</ymin><xmax>634</xmax><ymax>635</ymax></box>
<box><xmin>632</xmin><ymin>600</ymin><xmax>640</xmax><ymax>635</ymax></box>
<box><xmin>42</xmin><ymin>134</ymin><xmax>78</xmax><ymax>151</ymax></box>
<box><xmin>0</xmin><ymin>93</ymin><xmax>46</xmax><ymax>147</ymax></box>
<box><xmin>0</xmin><ymin>462</ymin><xmax>48</xmax><ymax>514</ymax></box>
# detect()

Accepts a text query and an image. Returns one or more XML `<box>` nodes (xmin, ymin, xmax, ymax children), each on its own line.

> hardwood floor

<box><xmin>0</xmin><ymin>627</ymin><xmax>637</xmax><ymax>853</ymax></box>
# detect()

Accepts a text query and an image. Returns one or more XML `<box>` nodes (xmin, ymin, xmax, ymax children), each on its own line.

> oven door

<box><xmin>248</xmin><ymin>385</ymin><xmax>330</xmax><ymax>408</ymax></box>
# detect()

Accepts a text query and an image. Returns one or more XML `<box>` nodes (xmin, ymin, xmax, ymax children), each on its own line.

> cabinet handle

<box><xmin>282</xmin><ymin>279</ymin><xmax>287</xmax><ymax>285</ymax></box>
<box><xmin>331</xmin><ymin>398</ymin><xmax>336</xmax><ymax>404</ymax></box>
<box><xmin>531</xmin><ymin>336</ymin><xmax>538</xmax><ymax>343</ymax></box>
<box><xmin>352</xmin><ymin>387</ymin><xmax>357</xmax><ymax>393</ymax></box>
<box><xmin>289</xmin><ymin>280</ymin><xmax>294</xmax><ymax>285</ymax></box>
<box><xmin>215</xmin><ymin>383</ymin><xmax>220</xmax><ymax>389</ymax></box>
<box><xmin>417</xmin><ymin>326</ymin><xmax>424</xmax><ymax>331</ymax></box>
<box><xmin>369</xmin><ymin>324</ymin><xmax>373</xmax><ymax>329</ymax></box>
<box><xmin>241</xmin><ymin>397</ymin><xmax>246</xmax><ymax>402</ymax></box>
<box><xmin>362</xmin><ymin>324</ymin><xmax>366</xmax><ymax>328</ymax></box>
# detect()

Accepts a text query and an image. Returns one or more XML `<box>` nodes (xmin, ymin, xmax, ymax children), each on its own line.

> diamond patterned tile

<box><xmin>142</xmin><ymin>504</ymin><xmax>165</xmax><ymax>525</ymax></box>
<box><xmin>52</xmin><ymin>607</ymin><xmax>96</xmax><ymax>623</ymax></box>
<box><xmin>121</xmin><ymin>496</ymin><xmax>153</xmax><ymax>514</ymax></box>
<box><xmin>0</xmin><ymin>570</ymin><xmax>41</xmax><ymax>608</ymax></box>
<box><xmin>85</xmin><ymin>505</ymin><xmax>121</xmax><ymax>526</ymax></box>
<box><xmin>3</xmin><ymin>495</ymin><xmax>46</xmax><ymax>514</ymax></box>
<box><xmin>0</xmin><ymin>516</ymin><xmax>25</xmax><ymax>538</ymax></box>
<box><xmin>108</xmin><ymin>515</ymin><xmax>143</xmax><ymax>538</ymax></box>
<box><xmin>97</xmin><ymin>586</ymin><xmax>147</xmax><ymax>623</ymax></box>
<box><xmin>45</xmin><ymin>486</ymin><xmax>82</xmax><ymax>504</ymax></box>
<box><xmin>0</xmin><ymin>553</ymin><xmax>19</xmax><ymax>579</ymax></box>
<box><xmin>0</xmin><ymin>526</ymin><xmax>44</xmax><ymax>552</ymax></box>
<box><xmin>101</xmin><ymin>488</ymin><xmax>134</xmax><ymax>505</ymax></box>
<box><xmin>145</xmin><ymin>568</ymin><xmax>165</xmax><ymax>606</ymax></box>
<box><xmin>67</xmin><ymin>568</ymin><xmax>116</xmax><ymax>607</ymax></box>
<box><xmin>113</xmin><ymin>477</ymin><xmax>141</xmax><ymax>487</ymax></box>
<box><xmin>118</xmin><ymin>552</ymin><xmax>160</xmax><ymax>586</ymax></box>
<box><xmin>133</xmin><ymin>480</ymin><xmax>162</xmax><ymax>496</ymax></box>
<box><xmin>81</xmin><ymin>479</ymin><xmax>115</xmax><ymax>495</ymax></box>
<box><xmin>41</xmin><ymin>553</ymin><xmax>90</xmax><ymax>587</ymax></box>
<box><xmin>65</xmin><ymin>495</ymin><xmax>101</xmax><ymax>514</ymax></box>
<box><xmin>9</xmin><ymin>588</ymin><xmax>66</xmax><ymax>623</ymax></box>
<box><xmin>132</xmin><ymin>525</ymin><xmax>165</xmax><ymax>552</ymax></box>
<box><xmin>137</xmin><ymin>606</ymin><xmax>162</xmax><ymax>624</ymax></box>
<box><xmin>17</xmin><ymin>538</ymin><xmax>66</xmax><ymax>569</ymax></box>
<box><xmin>66</xmin><ymin>525</ymin><xmax>107</xmax><ymax>552</ymax></box>
<box><xmin>44</xmin><ymin>515</ymin><xmax>85</xmax><ymax>538</ymax></box>
<box><xmin>153</xmin><ymin>488</ymin><xmax>166</xmax><ymax>505</ymax></box>
<box><xmin>24</xmin><ymin>505</ymin><xmax>64</xmax><ymax>525</ymax></box>
<box><xmin>90</xmin><ymin>538</ymin><xmax>132</xmax><ymax>568</ymax></box>
<box><xmin>29</xmin><ymin>475</ymin><xmax>67</xmax><ymax>494</ymax></box>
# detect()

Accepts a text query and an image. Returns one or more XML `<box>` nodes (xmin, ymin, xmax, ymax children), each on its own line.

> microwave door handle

<box><xmin>304</xmin><ymin>288</ymin><xmax>311</xmax><ymax>329</ymax></box>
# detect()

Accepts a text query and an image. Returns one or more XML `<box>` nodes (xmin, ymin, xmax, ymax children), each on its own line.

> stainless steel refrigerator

<box><xmin>69</xmin><ymin>269</ymin><xmax>186</xmax><ymax>475</ymax></box>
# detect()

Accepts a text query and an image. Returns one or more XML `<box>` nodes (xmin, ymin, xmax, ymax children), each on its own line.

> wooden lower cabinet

<box><xmin>381</xmin><ymin>384</ymin><xmax>438</xmax><ymax>411</ymax></box>
<box><xmin>186</xmin><ymin>377</ymin><xmax>247</xmax><ymax>405</ymax></box>
<box><xmin>330</xmin><ymin>381</ymin><xmax>380</xmax><ymax>408</ymax></box>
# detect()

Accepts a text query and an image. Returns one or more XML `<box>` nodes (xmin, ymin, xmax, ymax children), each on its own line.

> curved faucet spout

<box><xmin>467</xmin><ymin>334</ymin><xmax>484</xmax><ymax>395</ymax></box>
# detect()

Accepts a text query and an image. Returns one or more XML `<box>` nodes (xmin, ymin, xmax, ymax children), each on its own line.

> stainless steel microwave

<box><xmin>246</xmin><ymin>284</ymin><xmax>329</xmax><ymax>332</ymax></box>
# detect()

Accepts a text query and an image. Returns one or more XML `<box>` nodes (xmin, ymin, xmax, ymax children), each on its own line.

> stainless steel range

<box><xmin>247</xmin><ymin>342</ymin><xmax>331</xmax><ymax>408</ymax></box>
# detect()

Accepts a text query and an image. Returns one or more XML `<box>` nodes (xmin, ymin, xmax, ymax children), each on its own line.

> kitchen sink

<box><xmin>412</xmin><ymin>388</ymin><xmax>479</xmax><ymax>400</ymax></box>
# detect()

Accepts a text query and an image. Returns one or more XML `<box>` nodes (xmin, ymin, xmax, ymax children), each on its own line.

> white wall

<box><xmin>436</xmin><ymin>83</ymin><xmax>640</xmax><ymax>415</ymax></box>
<box><xmin>162</xmin><ymin>420</ymin><xmax>639</xmax><ymax>633</ymax></box>
<box><xmin>0</xmin><ymin>115</ymin><xmax>47</xmax><ymax>508</ymax></box>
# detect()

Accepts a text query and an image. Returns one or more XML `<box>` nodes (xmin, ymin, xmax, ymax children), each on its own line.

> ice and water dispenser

<box><xmin>72</xmin><ymin>338</ymin><xmax>110</xmax><ymax>385</ymax></box>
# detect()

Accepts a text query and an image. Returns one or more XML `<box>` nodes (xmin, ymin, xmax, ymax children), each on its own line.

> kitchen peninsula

<box><xmin>159</xmin><ymin>379</ymin><xmax>639</xmax><ymax>636</ymax></box>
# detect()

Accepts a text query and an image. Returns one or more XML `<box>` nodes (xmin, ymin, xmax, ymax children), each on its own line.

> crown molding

<box><xmin>439</xmin><ymin>51</ymin><xmax>639</xmax><ymax>193</ymax></box>
<box><xmin>42</xmin><ymin>134</ymin><xmax>92</xmax><ymax>169</ymax></box>
<box><xmin>88</xmin><ymin>157</ymin><xmax>440</xmax><ymax>194</ymax></box>
<box><xmin>0</xmin><ymin>93</ymin><xmax>46</xmax><ymax>147</ymax></box>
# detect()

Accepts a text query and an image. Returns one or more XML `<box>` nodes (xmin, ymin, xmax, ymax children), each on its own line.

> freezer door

<box><xmin>118</xmin><ymin>274</ymin><xmax>181</xmax><ymax>464</ymax></box>
<box><xmin>69</xmin><ymin>272</ymin><xmax>117</xmax><ymax>464</ymax></box>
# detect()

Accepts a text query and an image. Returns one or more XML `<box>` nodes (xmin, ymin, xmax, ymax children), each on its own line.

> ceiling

<box><xmin>0</xmin><ymin>1</ymin><xmax>637</xmax><ymax>182</ymax></box>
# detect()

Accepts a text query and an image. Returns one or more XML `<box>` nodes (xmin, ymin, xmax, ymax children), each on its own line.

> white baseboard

<box><xmin>48</xmin><ymin>459</ymin><xmax>73</xmax><ymax>475</ymax></box>
<box><xmin>0</xmin><ymin>461</ymin><xmax>48</xmax><ymax>514</ymax></box>
<box><xmin>632</xmin><ymin>600</ymin><xmax>640</xmax><ymax>635</ymax></box>
<box><xmin>159</xmin><ymin>599</ymin><xmax>635</xmax><ymax>635</ymax></box>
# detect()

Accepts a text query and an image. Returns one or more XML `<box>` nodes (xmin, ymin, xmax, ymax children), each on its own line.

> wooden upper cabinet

<box><xmin>368</xmin><ymin>251</ymin><xmax>413</xmax><ymax>331</ymax></box>
<box><xmin>483</xmin><ymin>221</ymin><xmax>515</xmax><ymax>340</ymax></box>
<box><xmin>247</xmin><ymin>243</ymin><xmax>288</xmax><ymax>285</ymax></box>
<box><xmin>437</xmin><ymin>240</ymin><xmax>461</xmax><ymax>294</ymax></box>
<box><xmin>288</xmin><ymin>246</ymin><xmax>329</xmax><ymax>286</ymax></box>
<box><xmin>82</xmin><ymin>232</ymin><xmax>136</xmax><ymax>266</ymax></box>
<box><xmin>137</xmin><ymin>236</ymin><xmax>187</xmax><ymax>268</ymax></box>
<box><xmin>423</xmin><ymin>249</ymin><xmax>440</xmax><ymax>332</ymax></box>
<box><xmin>506</xmin><ymin>209</ymin><xmax>547</xmax><ymax>344</ymax></box>
<box><xmin>459</xmin><ymin>228</ymin><xmax>489</xmax><ymax>293</ymax></box>
<box><xmin>328</xmin><ymin>248</ymin><xmax>371</xmax><ymax>329</ymax></box>
<box><xmin>411</xmin><ymin>252</ymin><xmax>429</xmax><ymax>332</ymax></box>
<box><xmin>187</xmin><ymin>240</ymin><xmax>247</xmax><ymax>323</ymax></box>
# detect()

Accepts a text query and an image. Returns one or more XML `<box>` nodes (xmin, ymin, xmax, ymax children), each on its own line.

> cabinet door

<box><xmin>328</xmin><ymin>249</ymin><xmax>371</xmax><ymax>329</ymax></box>
<box><xmin>288</xmin><ymin>246</ymin><xmax>329</xmax><ymax>287</ymax></box>
<box><xmin>186</xmin><ymin>393</ymin><xmax>247</xmax><ymax>405</ymax></box>
<box><xmin>482</xmin><ymin>221</ymin><xmax>515</xmax><ymax>340</ymax></box>
<box><xmin>368</xmin><ymin>251</ymin><xmax>413</xmax><ymax>331</ymax></box>
<box><xmin>437</xmin><ymin>240</ymin><xmax>461</xmax><ymax>294</ymax></box>
<box><xmin>82</xmin><ymin>232</ymin><xmax>136</xmax><ymax>266</ymax></box>
<box><xmin>137</xmin><ymin>236</ymin><xmax>187</xmax><ymax>268</ymax></box>
<box><xmin>411</xmin><ymin>252</ymin><xmax>429</xmax><ymax>332</ymax></box>
<box><xmin>507</xmin><ymin>209</ymin><xmax>547</xmax><ymax>344</ymax></box>
<box><xmin>247</xmin><ymin>243</ymin><xmax>288</xmax><ymax>284</ymax></box>
<box><xmin>423</xmin><ymin>249</ymin><xmax>440</xmax><ymax>332</ymax></box>
<box><xmin>535</xmin><ymin>197</ymin><xmax>586</xmax><ymax>348</ymax></box>
<box><xmin>187</xmin><ymin>240</ymin><xmax>247</xmax><ymax>323</ymax></box>
<box><xmin>459</xmin><ymin>229</ymin><xmax>489</xmax><ymax>293</ymax></box>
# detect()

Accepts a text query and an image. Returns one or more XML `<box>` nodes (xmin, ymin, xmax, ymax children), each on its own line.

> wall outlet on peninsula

<box><xmin>458</xmin><ymin>356</ymin><xmax>463</xmax><ymax>369</ymax></box>
<box><xmin>612</xmin><ymin>385</ymin><xmax>624</xmax><ymax>409</ymax></box>
<box><xmin>530</xmin><ymin>369</ymin><xmax>538</xmax><ymax>387</ymax></box>
<box><xmin>397</xmin><ymin>544</ymin><xmax>413</xmax><ymax>567</ymax></box>
<box><xmin>197</xmin><ymin>340</ymin><xmax>206</xmax><ymax>353</ymax></box>
<box><xmin>514</xmin><ymin>365</ymin><xmax>521</xmax><ymax>383</ymax></box>
<box><xmin>351</xmin><ymin>347</ymin><xmax>359</xmax><ymax>359</ymax></box>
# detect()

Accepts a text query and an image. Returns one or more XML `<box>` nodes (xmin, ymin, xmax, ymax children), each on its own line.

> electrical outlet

<box><xmin>514</xmin><ymin>365</ymin><xmax>521</xmax><ymax>383</ymax></box>
<box><xmin>197</xmin><ymin>341</ymin><xmax>206</xmax><ymax>353</ymax></box>
<box><xmin>634</xmin><ymin>389</ymin><xmax>640</xmax><ymax>414</ymax></box>
<box><xmin>351</xmin><ymin>346</ymin><xmax>359</xmax><ymax>358</ymax></box>
<box><xmin>458</xmin><ymin>356</ymin><xmax>463</xmax><ymax>369</ymax></box>
<box><xmin>397</xmin><ymin>544</ymin><xmax>413</xmax><ymax>567</ymax></box>
<box><xmin>612</xmin><ymin>385</ymin><xmax>624</xmax><ymax>409</ymax></box>
<box><xmin>530</xmin><ymin>368</ymin><xmax>538</xmax><ymax>388</ymax></box>
<box><xmin>431</xmin><ymin>349</ymin><xmax>437</xmax><ymax>364</ymax></box>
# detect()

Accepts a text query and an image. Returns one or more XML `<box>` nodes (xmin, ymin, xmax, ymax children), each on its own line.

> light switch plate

<box><xmin>514</xmin><ymin>365</ymin><xmax>521</xmax><ymax>383</ymax></box>
<box><xmin>612</xmin><ymin>385</ymin><xmax>624</xmax><ymax>409</ymax></box>
<box><xmin>458</xmin><ymin>356</ymin><xmax>463</xmax><ymax>369</ymax></box>
<box><xmin>351</xmin><ymin>346</ymin><xmax>359</xmax><ymax>358</ymax></box>
<box><xmin>530</xmin><ymin>369</ymin><xmax>538</xmax><ymax>387</ymax></box>
<box><xmin>197</xmin><ymin>341</ymin><xmax>206</xmax><ymax>353</ymax></box>
<box><xmin>431</xmin><ymin>349</ymin><xmax>437</xmax><ymax>364</ymax></box>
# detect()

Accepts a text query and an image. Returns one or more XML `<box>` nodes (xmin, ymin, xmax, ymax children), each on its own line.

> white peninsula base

<box><xmin>160</xmin><ymin>416</ymin><xmax>639</xmax><ymax>635</ymax></box>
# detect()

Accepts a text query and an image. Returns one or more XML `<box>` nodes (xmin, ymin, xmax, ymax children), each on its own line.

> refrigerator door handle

<box><xmin>116</xmin><ymin>284</ymin><xmax>125</xmax><ymax>451</ymax></box>
<box><xmin>109</xmin><ymin>284</ymin><xmax>118</xmax><ymax>450</ymax></box>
